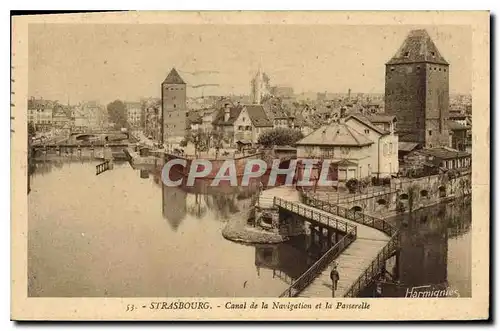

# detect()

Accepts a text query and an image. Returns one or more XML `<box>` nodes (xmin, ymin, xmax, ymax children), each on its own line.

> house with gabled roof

<box><xmin>212</xmin><ymin>104</ymin><xmax>273</xmax><ymax>144</ymax></box>
<box><xmin>295</xmin><ymin>112</ymin><xmax>399</xmax><ymax>183</ymax></box>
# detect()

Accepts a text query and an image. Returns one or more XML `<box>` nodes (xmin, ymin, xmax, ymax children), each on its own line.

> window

<box><xmin>389</xmin><ymin>143</ymin><xmax>393</xmax><ymax>154</ymax></box>
<box><xmin>364</xmin><ymin>129</ymin><xmax>369</xmax><ymax>134</ymax></box>
<box><xmin>439</xmin><ymin>68</ymin><xmax>442</xmax><ymax>71</ymax></box>
<box><xmin>428</xmin><ymin>130</ymin><xmax>432</xmax><ymax>136</ymax></box>
<box><xmin>444</xmin><ymin>69</ymin><xmax>447</xmax><ymax>72</ymax></box>
<box><xmin>416</xmin><ymin>65</ymin><xmax>421</xmax><ymax>70</ymax></box>
<box><xmin>404</xmin><ymin>51</ymin><xmax>409</xmax><ymax>57</ymax></box>
<box><xmin>168</xmin><ymin>114</ymin><xmax>171</xmax><ymax>118</ymax></box>
<box><xmin>173</xmin><ymin>104</ymin><xmax>176</xmax><ymax>108</ymax></box>
<box><xmin>390</xmin><ymin>67</ymin><xmax>395</xmax><ymax>72</ymax></box>
<box><xmin>341</xmin><ymin>147</ymin><xmax>349</xmax><ymax>155</ymax></box>
<box><xmin>431</xmin><ymin>51</ymin><xmax>435</xmax><ymax>56</ymax></box>
<box><xmin>238</xmin><ymin>126</ymin><xmax>244</xmax><ymax>130</ymax></box>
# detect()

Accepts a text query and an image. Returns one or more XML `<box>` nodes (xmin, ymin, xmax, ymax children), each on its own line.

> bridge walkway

<box><xmin>267</xmin><ymin>188</ymin><xmax>391</xmax><ymax>298</ymax></box>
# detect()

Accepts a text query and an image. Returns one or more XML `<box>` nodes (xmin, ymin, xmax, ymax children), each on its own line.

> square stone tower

<box><xmin>385</xmin><ymin>29</ymin><xmax>450</xmax><ymax>148</ymax></box>
<box><xmin>161</xmin><ymin>68</ymin><xmax>187</xmax><ymax>144</ymax></box>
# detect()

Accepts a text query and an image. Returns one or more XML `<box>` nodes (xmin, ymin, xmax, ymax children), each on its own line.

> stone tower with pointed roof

<box><xmin>385</xmin><ymin>29</ymin><xmax>450</xmax><ymax>148</ymax></box>
<box><xmin>161</xmin><ymin>68</ymin><xmax>187</xmax><ymax>144</ymax></box>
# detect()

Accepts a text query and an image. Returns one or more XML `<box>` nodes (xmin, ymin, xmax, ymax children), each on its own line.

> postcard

<box><xmin>11</xmin><ymin>10</ymin><xmax>490</xmax><ymax>321</ymax></box>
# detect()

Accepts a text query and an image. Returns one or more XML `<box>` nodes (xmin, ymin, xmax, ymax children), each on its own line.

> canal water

<box><xmin>362</xmin><ymin>198</ymin><xmax>472</xmax><ymax>298</ymax></box>
<box><xmin>28</xmin><ymin>158</ymin><xmax>471</xmax><ymax>298</ymax></box>
<box><xmin>28</xmin><ymin>159</ymin><xmax>318</xmax><ymax>297</ymax></box>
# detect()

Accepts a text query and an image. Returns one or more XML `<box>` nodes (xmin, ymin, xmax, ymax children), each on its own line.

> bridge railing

<box><xmin>279</xmin><ymin>231</ymin><xmax>356</xmax><ymax>297</ymax></box>
<box><xmin>273</xmin><ymin>197</ymin><xmax>357</xmax><ymax>234</ymax></box>
<box><xmin>301</xmin><ymin>190</ymin><xmax>400</xmax><ymax>297</ymax></box>
<box><xmin>302</xmin><ymin>194</ymin><xmax>397</xmax><ymax>237</ymax></box>
<box><xmin>343</xmin><ymin>234</ymin><xmax>399</xmax><ymax>297</ymax></box>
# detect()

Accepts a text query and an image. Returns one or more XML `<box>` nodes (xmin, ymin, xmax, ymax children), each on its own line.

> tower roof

<box><xmin>163</xmin><ymin>68</ymin><xmax>186</xmax><ymax>85</ymax></box>
<box><xmin>386</xmin><ymin>29</ymin><xmax>449</xmax><ymax>66</ymax></box>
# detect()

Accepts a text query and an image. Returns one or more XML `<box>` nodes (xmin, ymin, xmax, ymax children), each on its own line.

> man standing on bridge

<box><xmin>330</xmin><ymin>263</ymin><xmax>340</xmax><ymax>297</ymax></box>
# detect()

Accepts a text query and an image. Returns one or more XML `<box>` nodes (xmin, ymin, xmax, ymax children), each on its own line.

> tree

<box><xmin>257</xmin><ymin>127</ymin><xmax>304</xmax><ymax>147</ymax></box>
<box><xmin>185</xmin><ymin>129</ymin><xmax>208</xmax><ymax>157</ymax></box>
<box><xmin>107</xmin><ymin>100</ymin><xmax>128</xmax><ymax>129</ymax></box>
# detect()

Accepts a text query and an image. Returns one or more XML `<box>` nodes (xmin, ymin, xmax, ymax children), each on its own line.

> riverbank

<box><xmin>222</xmin><ymin>210</ymin><xmax>289</xmax><ymax>244</ymax></box>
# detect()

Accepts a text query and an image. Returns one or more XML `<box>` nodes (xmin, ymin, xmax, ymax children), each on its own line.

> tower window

<box><xmin>439</xmin><ymin>68</ymin><xmax>442</xmax><ymax>71</ymax></box>
<box><xmin>390</xmin><ymin>67</ymin><xmax>395</xmax><ymax>72</ymax></box>
<box><xmin>428</xmin><ymin>130</ymin><xmax>432</xmax><ymax>136</ymax></box>
<box><xmin>444</xmin><ymin>69</ymin><xmax>447</xmax><ymax>72</ymax></box>
<box><xmin>404</xmin><ymin>51</ymin><xmax>409</xmax><ymax>57</ymax></box>
<box><xmin>431</xmin><ymin>52</ymin><xmax>435</xmax><ymax>56</ymax></box>
<box><xmin>364</xmin><ymin>129</ymin><xmax>370</xmax><ymax>134</ymax></box>
<box><xmin>416</xmin><ymin>65</ymin><xmax>421</xmax><ymax>70</ymax></box>
<box><xmin>173</xmin><ymin>104</ymin><xmax>176</xmax><ymax>108</ymax></box>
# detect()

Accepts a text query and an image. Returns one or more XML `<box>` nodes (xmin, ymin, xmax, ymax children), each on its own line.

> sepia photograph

<box><xmin>10</xmin><ymin>11</ymin><xmax>490</xmax><ymax>321</ymax></box>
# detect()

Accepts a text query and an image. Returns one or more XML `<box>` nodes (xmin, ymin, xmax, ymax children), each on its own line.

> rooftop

<box><xmin>417</xmin><ymin>147</ymin><xmax>471</xmax><ymax>160</ymax></box>
<box><xmin>344</xmin><ymin>113</ymin><xmax>392</xmax><ymax>135</ymax></box>
<box><xmin>387</xmin><ymin>29</ymin><xmax>449</xmax><ymax>66</ymax></box>
<box><xmin>296</xmin><ymin>122</ymin><xmax>373</xmax><ymax>147</ymax></box>
<box><xmin>163</xmin><ymin>68</ymin><xmax>186</xmax><ymax>85</ymax></box>
<box><xmin>212</xmin><ymin>104</ymin><xmax>273</xmax><ymax>127</ymax></box>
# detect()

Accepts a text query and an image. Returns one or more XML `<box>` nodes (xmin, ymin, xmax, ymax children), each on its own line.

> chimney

<box><xmin>224</xmin><ymin>103</ymin><xmax>230</xmax><ymax>122</ymax></box>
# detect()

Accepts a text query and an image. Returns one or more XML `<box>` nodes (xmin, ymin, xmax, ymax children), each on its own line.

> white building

<box><xmin>27</xmin><ymin>97</ymin><xmax>55</xmax><ymax>131</ymax></box>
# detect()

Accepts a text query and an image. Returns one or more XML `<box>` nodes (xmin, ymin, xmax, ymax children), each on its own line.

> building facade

<box><xmin>27</xmin><ymin>97</ymin><xmax>54</xmax><ymax>131</ymax></box>
<box><xmin>295</xmin><ymin>114</ymin><xmax>399</xmax><ymax>183</ymax></box>
<box><xmin>385</xmin><ymin>29</ymin><xmax>450</xmax><ymax>148</ymax></box>
<box><xmin>125</xmin><ymin>102</ymin><xmax>142</xmax><ymax>128</ymax></box>
<box><xmin>162</xmin><ymin>68</ymin><xmax>187</xmax><ymax>144</ymax></box>
<box><xmin>212</xmin><ymin>104</ymin><xmax>273</xmax><ymax>144</ymax></box>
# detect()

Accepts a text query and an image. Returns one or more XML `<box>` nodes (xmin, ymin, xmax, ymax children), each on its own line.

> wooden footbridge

<box><xmin>269</xmin><ymin>189</ymin><xmax>399</xmax><ymax>298</ymax></box>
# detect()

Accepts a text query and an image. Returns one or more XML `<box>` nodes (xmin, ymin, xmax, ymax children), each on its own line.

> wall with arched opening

<box><xmin>438</xmin><ymin>186</ymin><xmax>446</xmax><ymax>198</ymax></box>
<box><xmin>350</xmin><ymin>206</ymin><xmax>363</xmax><ymax>212</ymax></box>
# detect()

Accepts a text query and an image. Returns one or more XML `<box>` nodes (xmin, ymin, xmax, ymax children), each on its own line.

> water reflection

<box><xmin>368</xmin><ymin>198</ymin><xmax>472</xmax><ymax>298</ymax></box>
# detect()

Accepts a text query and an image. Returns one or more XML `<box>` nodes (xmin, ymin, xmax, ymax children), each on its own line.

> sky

<box><xmin>28</xmin><ymin>24</ymin><xmax>472</xmax><ymax>105</ymax></box>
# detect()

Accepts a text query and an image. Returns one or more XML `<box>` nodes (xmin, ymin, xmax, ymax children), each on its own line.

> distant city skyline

<box><xmin>29</xmin><ymin>24</ymin><xmax>471</xmax><ymax>105</ymax></box>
